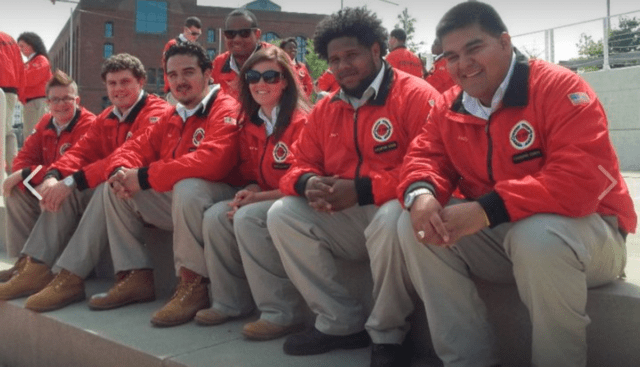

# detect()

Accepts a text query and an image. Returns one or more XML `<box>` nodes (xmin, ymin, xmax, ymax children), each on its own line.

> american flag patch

<box><xmin>568</xmin><ymin>92</ymin><xmax>590</xmax><ymax>105</ymax></box>
<box><xmin>149</xmin><ymin>117</ymin><xmax>160</xmax><ymax>123</ymax></box>
<box><xmin>224</xmin><ymin>116</ymin><xmax>237</xmax><ymax>125</ymax></box>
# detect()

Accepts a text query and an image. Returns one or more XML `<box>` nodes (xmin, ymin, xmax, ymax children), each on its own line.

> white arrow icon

<box><xmin>22</xmin><ymin>165</ymin><xmax>43</xmax><ymax>200</ymax></box>
<box><xmin>598</xmin><ymin>165</ymin><xmax>617</xmax><ymax>201</ymax></box>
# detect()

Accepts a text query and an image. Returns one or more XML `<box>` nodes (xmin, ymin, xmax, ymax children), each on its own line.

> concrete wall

<box><xmin>581</xmin><ymin>66</ymin><xmax>640</xmax><ymax>171</ymax></box>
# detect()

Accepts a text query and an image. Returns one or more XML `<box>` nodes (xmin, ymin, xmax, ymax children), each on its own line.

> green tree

<box><xmin>572</xmin><ymin>16</ymin><xmax>640</xmax><ymax>70</ymax></box>
<box><xmin>394</xmin><ymin>7</ymin><xmax>425</xmax><ymax>53</ymax></box>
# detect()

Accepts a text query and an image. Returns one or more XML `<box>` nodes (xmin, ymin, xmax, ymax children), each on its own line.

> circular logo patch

<box><xmin>372</xmin><ymin>118</ymin><xmax>393</xmax><ymax>143</ymax></box>
<box><xmin>126</xmin><ymin>131</ymin><xmax>133</xmax><ymax>141</ymax></box>
<box><xmin>509</xmin><ymin>120</ymin><xmax>535</xmax><ymax>150</ymax></box>
<box><xmin>192</xmin><ymin>128</ymin><xmax>205</xmax><ymax>146</ymax></box>
<box><xmin>272</xmin><ymin>141</ymin><xmax>289</xmax><ymax>163</ymax></box>
<box><xmin>59</xmin><ymin>143</ymin><xmax>71</xmax><ymax>155</ymax></box>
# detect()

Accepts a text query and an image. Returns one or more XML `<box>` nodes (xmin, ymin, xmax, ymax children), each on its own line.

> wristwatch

<box><xmin>404</xmin><ymin>188</ymin><xmax>433</xmax><ymax>209</ymax></box>
<box><xmin>63</xmin><ymin>175</ymin><xmax>77</xmax><ymax>189</ymax></box>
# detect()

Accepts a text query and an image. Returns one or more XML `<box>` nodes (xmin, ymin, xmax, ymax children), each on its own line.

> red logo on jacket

<box><xmin>510</xmin><ymin>120</ymin><xmax>535</xmax><ymax>150</ymax></box>
<box><xmin>59</xmin><ymin>143</ymin><xmax>71</xmax><ymax>156</ymax></box>
<box><xmin>192</xmin><ymin>128</ymin><xmax>205</xmax><ymax>146</ymax></box>
<box><xmin>372</xmin><ymin>118</ymin><xmax>393</xmax><ymax>142</ymax></box>
<box><xmin>272</xmin><ymin>141</ymin><xmax>289</xmax><ymax>163</ymax></box>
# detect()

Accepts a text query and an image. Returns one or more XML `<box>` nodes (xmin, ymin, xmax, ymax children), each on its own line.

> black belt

<box><xmin>1</xmin><ymin>87</ymin><xmax>18</xmax><ymax>94</ymax></box>
<box><xmin>620</xmin><ymin>228</ymin><xmax>628</xmax><ymax>241</ymax></box>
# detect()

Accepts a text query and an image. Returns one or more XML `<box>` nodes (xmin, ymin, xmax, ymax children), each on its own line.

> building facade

<box><xmin>49</xmin><ymin>0</ymin><xmax>326</xmax><ymax>113</ymax></box>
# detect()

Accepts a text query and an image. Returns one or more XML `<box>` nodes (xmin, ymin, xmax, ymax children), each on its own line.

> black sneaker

<box><xmin>283</xmin><ymin>327</ymin><xmax>371</xmax><ymax>355</ymax></box>
<box><xmin>370</xmin><ymin>343</ymin><xmax>409</xmax><ymax>367</ymax></box>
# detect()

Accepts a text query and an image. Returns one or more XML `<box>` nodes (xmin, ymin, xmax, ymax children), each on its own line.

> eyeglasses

<box><xmin>245</xmin><ymin>70</ymin><xmax>282</xmax><ymax>84</ymax></box>
<box><xmin>47</xmin><ymin>96</ymin><xmax>76</xmax><ymax>104</ymax></box>
<box><xmin>189</xmin><ymin>31</ymin><xmax>202</xmax><ymax>37</ymax></box>
<box><xmin>223</xmin><ymin>28</ymin><xmax>255</xmax><ymax>39</ymax></box>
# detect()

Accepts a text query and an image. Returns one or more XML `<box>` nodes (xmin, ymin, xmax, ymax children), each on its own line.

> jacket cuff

<box><xmin>355</xmin><ymin>176</ymin><xmax>374</xmax><ymax>206</ymax></box>
<box><xmin>138</xmin><ymin>167</ymin><xmax>151</xmax><ymax>190</ymax></box>
<box><xmin>44</xmin><ymin>169</ymin><xmax>62</xmax><ymax>181</ymax></box>
<box><xmin>73</xmin><ymin>170</ymin><xmax>89</xmax><ymax>191</ymax></box>
<box><xmin>295</xmin><ymin>173</ymin><xmax>316</xmax><ymax>197</ymax></box>
<box><xmin>21</xmin><ymin>168</ymin><xmax>31</xmax><ymax>180</ymax></box>
<box><xmin>477</xmin><ymin>191</ymin><xmax>510</xmax><ymax>228</ymax></box>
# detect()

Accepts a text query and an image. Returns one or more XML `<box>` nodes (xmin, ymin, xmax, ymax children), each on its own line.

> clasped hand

<box><xmin>108</xmin><ymin>168</ymin><xmax>141</xmax><ymax>200</ymax></box>
<box><xmin>304</xmin><ymin>175</ymin><xmax>357</xmax><ymax>213</ymax></box>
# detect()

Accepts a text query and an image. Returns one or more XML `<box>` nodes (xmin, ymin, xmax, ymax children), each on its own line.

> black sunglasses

<box><xmin>245</xmin><ymin>70</ymin><xmax>282</xmax><ymax>84</ymax></box>
<box><xmin>223</xmin><ymin>28</ymin><xmax>255</xmax><ymax>39</ymax></box>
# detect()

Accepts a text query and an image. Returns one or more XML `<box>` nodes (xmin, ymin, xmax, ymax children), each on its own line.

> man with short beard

<box><xmin>92</xmin><ymin>42</ymin><xmax>241</xmax><ymax>327</ymax></box>
<box><xmin>265</xmin><ymin>7</ymin><xmax>440</xmax><ymax>366</ymax></box>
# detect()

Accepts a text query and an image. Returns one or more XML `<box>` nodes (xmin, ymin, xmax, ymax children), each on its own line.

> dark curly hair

<box><xmin>163</xmin><ymin>41</ymin><xmax>211</xmax><ymax>73</ymax></box>
<box><xmin>313</xmin><ymin>7</ymin><xmax>388</xmax><ymax>61</ymax></box>
<box><xmin>17</xmin><ymin>32</ymin><xmax>48</xmax><ymax>59</ymax></box>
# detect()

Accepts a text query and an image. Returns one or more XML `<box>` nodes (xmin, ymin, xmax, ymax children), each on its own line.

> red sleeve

<box><xmin>147</xmin><ymin>96</ymin><xmax>241</xmax><ymax>192</ymax></box>
<box><xmin>301</xmin><ymin>64</ymin><xmax>313</xmax><ymax>97</ymax></box>
<box><xmin>12</xmin><ymin>116</ymin><xmax>48</xmax><ymax>173</ymax></box>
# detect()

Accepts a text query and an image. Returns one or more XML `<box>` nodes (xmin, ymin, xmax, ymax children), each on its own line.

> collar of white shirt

<box><xmin>462</xmin><ymin>50</ymin><xmax>517</xmax><ymax>120</ymax></box>
<box><xmin>175</xmin><ymin>85</ymin><xmax>219</xmax><ymax>122</ymax></box>
<box><xmin>258</xmin><ymin>105</ymin><xmax>280</xmax><ymax>137</ymax></box>
<box><xmin>112</xmin><ymin>90</ymin><xmax>145</xmax><ymax>122</ymax></box>
<box><xmin>338</xmin><ymin>63</ymin><xmax>385</xmax><ymax>109</ymax></box>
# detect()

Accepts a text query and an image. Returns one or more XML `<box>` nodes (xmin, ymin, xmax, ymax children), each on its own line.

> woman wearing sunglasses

<box><xmin>196</xmin><ymin>47</ymin><xmax>311</xmax><ymax>341</ymax></box>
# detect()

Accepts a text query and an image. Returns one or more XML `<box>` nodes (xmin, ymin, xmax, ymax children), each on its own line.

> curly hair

<box><xmin>239</xmin><ymin>47</ymin><xmax>310</xmax><ymax>140</ymax></box>
<box><xmin>100</xmin><ymin>53</ymin><xmax>147</xmax><ymax>82</ymax></box>
<box><xmin>17</xmin><ymin>32</ymin><xmax>48</xmax><ymax>59</ymax></box>
<box><xmin>313</xmin><ymin>7</ymin><xmax>388</xmax><ymax>60</ymax></box>
<box><xmin>164</xmin><ymin>41</ymin><xmax>211</xmax><ymax>73</ymax></box>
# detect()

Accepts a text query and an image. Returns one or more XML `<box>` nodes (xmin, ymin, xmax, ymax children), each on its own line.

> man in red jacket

<box><xmin>1</xmin><ymin>70</ymin><xmax>94</xmax><ymax>278</ymax></box>
<box><xmin>0</xmin><ymin>31</ymin><xmax>25</xmax><ymax>173</ymax></box>
<box><xmin>396</xmin><ymin>3</ymin><xmax>637</xmax><ymax>367</ymax></box>
<box><xmin>161</xmin><ymin>16</ymin><xmax>202</xmax><ymax>104</ymax></box>
<box><xmin>385</xmin><ymin>28</ymin><xmax>423</xmax><ymax>78</ymax></box>
<box><xmin>265</xmin><ymin>8</ymin><xmax>439</xmax><ymax>364</ymax></box>
<box><xmin>88</xmin><ymin>42</ymin><xmax>241</xmax><ymax>327</ymax></box>
<box><xmin>212</xmin><ymin>8</ymin><xmax>271</xmax><ymax>98</ymax></box>
<box><xmin>0</xmin><ymin>54</ymin><xmax>170</xmax><ymax>306</ymax></box>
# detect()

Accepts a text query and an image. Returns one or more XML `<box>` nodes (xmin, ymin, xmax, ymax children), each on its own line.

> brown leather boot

<box><xmin>0</xmin><ymin>256</ymin><xmax>27</xmax><ymax>282</ymax></box>
<box><xmin>24</xmin><ymin>269</ymin><xmax>86</xmax><ymax>312</ymax></box>
<box><xmin>88</xmin><ymin>269</ymin><xmax>155</xmax><ymax>310</ymax></box>
<box><xmin>150</xmin><ymin>268</ymin><xmax>210</xmax><ymax>327</ymax></box>
<box><xmin>0</xmin><ymin>257</ymin><xmax>53</xmax><ymax>300</ymax></box>
<box><xmin>242</xmin><ymin>319</ymin><xmax>305</xmax><ymax>341</ymax></box>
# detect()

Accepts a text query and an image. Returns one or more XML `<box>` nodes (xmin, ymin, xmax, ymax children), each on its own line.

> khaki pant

<box><xmin>3</xmin><ymin>92</ymin><xmax>18</xmax><ymax>172</ymax></box>
<box><xmin>267</xmin><ymin>197</ymin><xmax>413</xmax><ymax>342</ymax></box>
<box><xmin>397</xmin><ymin>209</ymin><xmax>626</xmax><ymax>367</ymax></box>
<box><xmin>105</xmin><ymin>178</ymin><xmax>235</xmax><ymax>276</ymax></box>
<box><xmin>203</xmin><ymin>199</ymin><xmax>306</xmax><ymax>325</ymax></box>
<box><xmin>18</xmin><ymin>186</ymin><xmax>96</xmax><ymax>266</ymax></box>
<box><xmin>23</xmin><ymin>97</ymin><xmax>47</xmax><ymax>138</ymax></box>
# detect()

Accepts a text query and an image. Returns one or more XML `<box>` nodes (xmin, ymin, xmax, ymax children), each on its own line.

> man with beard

<box><xmin>212</xmin><ymin>8</ymin><xmax>271</xmax><ymax>98</ymax></box>
<box><xmin>89</xmin><ymin>42</ymin><xmax>241</xmax><ymax>327</ymax></box>
<box><xmin>0</xmin><ymin>54</ymin><xmax>170</xmax><ymax>305</ymax></box>
<box><xmin>265</xmin><ymin>7</ymin><xmax>440</xmax><ymax>365</ymax></box>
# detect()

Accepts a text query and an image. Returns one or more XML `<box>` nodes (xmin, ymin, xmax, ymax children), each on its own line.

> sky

<box><xmin>2</xmin><ymin>0</ymin><xmax>639</xmax><ymax>63</ymax></box>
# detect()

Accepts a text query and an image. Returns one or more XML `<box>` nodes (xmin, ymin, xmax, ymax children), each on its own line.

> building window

<box><xmin>135</xmin><ymin>0</ymin><xmax>167</xmax><ymax>34</ymax></box>
<box><xmin>105</xmin><ymin>22</ymin><xmax>113</xmax><ymax>38</ymax></box>
<box><xmin>261</xmin><ymin>32</ymin><xmax>279</xmax><ymax>43</ymax></box>
<box><xmin>147</xmin><ymin>68</ymin><xmax>157</xmax><ymax>86</ymax></box>
<box><xmin>207</xmin><ymin>28</ymin><xmax>216</xmax><ymax>44</ymax></box>
<box><xmin>104</xmin><ymin>43</ymin><xmax>114</xmax><ymax>59</ymax></box>
<box><xmin>207</xmin><ymin>48</ymin><xmax>217</xmax><ymax>60</ymax></box>
<box><xmin>296</xmin><ymin>36</ymin><xmax>307</xmax><ymax>63</ymax></box>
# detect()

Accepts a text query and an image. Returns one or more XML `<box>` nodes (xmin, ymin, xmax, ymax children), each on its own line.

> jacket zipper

<box><xmin>172</xmin><ymin>121</ymin><xmax>186</xmax><ymax>158</ymax></box>
<box><xmin>353</xmin><ymin>110</ymin><xmax>363</xmax><ymax>179</ymax></box>
<box><xmin>258</xmin><ymin>135</ymin><xmax>270</xmax><ymax>187</ymax></box>
<box><xmin>485</xmin><ymin>118</ymin><xmax>494</xmax><ymax>182</ymax></box>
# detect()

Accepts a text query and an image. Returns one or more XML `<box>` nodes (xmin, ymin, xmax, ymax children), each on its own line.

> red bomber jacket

<box><xmin>0</xmin><ymin>32</ymin><xmax>25</xmax><ymax>97</ymax></box>
<box><xmin>238</xmin><ymin>108</ymin><xmax>307</xmax><ymax>191</ymax></box>
<box><xmin>48</xmin><ymin>93</ymin><xmax>171</xmax><ymax>190</ymax></box>
<box><xmin>107</xmin><ymin>88</ymin><xmax>241</xmax><ymax>192</ymax></box>
<box><xmin>399</xmin><ymin>50</ymin><xmax>637</xmax><ymax>235</ymax></box>
<box><xmin>21</xmin><ymin>54</ymin><xmax>52</xmax><ymax>103</ymax></box>
<box><xmin>386</xmin><ymin>46</ymin><xmax>424</xmax><ymax>78</ymax></box>
<box><xmin>14</xmin><ymin>107</ymin><xmax>95</xmax><ymax>187</ymax></box>
<box><xmin>280</xmin><ymin>63</ymin><xmax>440</xmax><ymax>206</ymax></box>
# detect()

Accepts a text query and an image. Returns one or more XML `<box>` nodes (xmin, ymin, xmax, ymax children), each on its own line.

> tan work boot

<box><xmin>88</xmin><ymin>269</ymin><xmax>155</xmax><ymax>310</ymax></box>
<box><xmin>0</xmin><ymin>257</ymin><xmax>53</xmax><ymax>300</ymax></box>
<box><xmin>150</xmin><ymin>268</ymin><xmax>210</xmax><ymax>327</ymax></box>
<box><xmin>242</xmin><ymin>319</ymin><xmax>305</xmax><ymax>341</ymax></box>
<box><xmin>24</xmin><ymin>269</ymin><xmax>86</xmax><ymax>312</ymax></box>
<box><xmin>0</xmin><ymin>256</ymin><xmax>28</xmax><ymax>282</ymax></box>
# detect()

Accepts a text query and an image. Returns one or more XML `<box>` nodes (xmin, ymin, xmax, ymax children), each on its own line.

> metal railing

<box><xmin>510</xmin><ymin>9</ymin><xmax>640</xmax><ymax>71</ymax></box>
